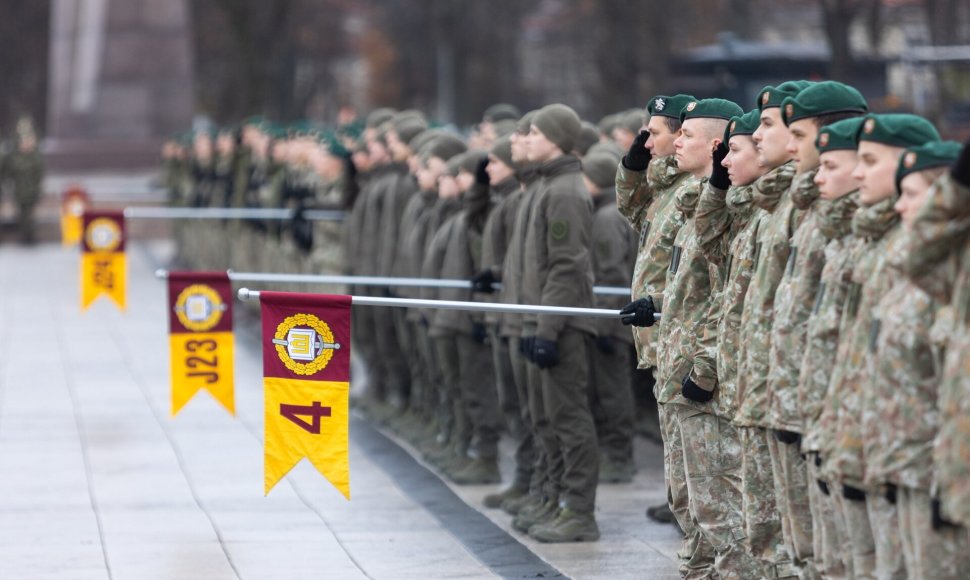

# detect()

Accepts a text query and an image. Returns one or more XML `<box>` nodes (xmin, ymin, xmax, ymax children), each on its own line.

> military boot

<box><xmin>512</xmin><ymin>498</ymin><xmax>558</xmax><ymax>533</ymax></box>
<box><xmin>645</xmin><ymin>502</ymin><xmax>675</xmax><ymax>524</ymax></box>
<box><xmin>483</xmin><ymin>486</ymin><xmax>527</xmax><ymax>509</ymax></box>
<box><xmin>450</xmin><ymin>457</ymin><xmax>501</xmax><ymax>485</ymax></box>
<box><xmin>599</xmin><ymin>458</ymin><xmax>635</xmax><ymax>484</ymax></box>
<box><xmin>529</xmin><ymin>508</ymin><xmax>600</xmax><ymax>543</ymax></box>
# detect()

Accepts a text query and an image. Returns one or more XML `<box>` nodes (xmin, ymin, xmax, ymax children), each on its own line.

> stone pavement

<box><xmin>0</xmin><ymin>241</ymin><xmax>681</xmax><ymax>579</ymax></box>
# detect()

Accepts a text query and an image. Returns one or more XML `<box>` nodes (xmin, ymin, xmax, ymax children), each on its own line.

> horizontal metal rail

<box><xmin>123</xmin><ymin>207</ymin><xmax>345</xmax><ymax>221</ymax></box>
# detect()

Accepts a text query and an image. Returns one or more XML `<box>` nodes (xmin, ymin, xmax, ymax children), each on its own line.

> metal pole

<box><xmin>123</xmin><ymin>207</ymin><xmax>345</xmax><ymax>221</ymax></box>
<box><xmin>154</xmin><ymin>269</ymin><xmax>632</xmax><ymax>297</ymax></box>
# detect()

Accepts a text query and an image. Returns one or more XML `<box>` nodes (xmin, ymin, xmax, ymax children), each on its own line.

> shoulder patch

<box><xmin>550</xmin><ymin>220</ymin><xmax>570</xmax><ymax>243</ymax></box>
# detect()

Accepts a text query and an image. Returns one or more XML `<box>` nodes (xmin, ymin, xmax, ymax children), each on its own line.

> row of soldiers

<box><xmin>0</xmin><ymin>118</ymin><xmax>44</xmax><ymax>244</ymax></box>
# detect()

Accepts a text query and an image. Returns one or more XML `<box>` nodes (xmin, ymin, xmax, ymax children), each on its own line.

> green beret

<box><xmin>780</xmin><ymin>81</ymin><xmax>867</xmax><ymax>126</ymax></box>
<box><xmin>724</xmin><ymin>109</ymin><xmax>761</xmax><ymax>143</ymax></box>
<box><xmin>646</xmin><ymin>94</ymin><xmax>696</xmax><ymax>120</ymax></box>
<box><xmin>680</xmin><ymin>98</ymin><xmax>744</xmax><ymax>123</ymax></box>
<box><xmin>895</xmin><ymin>140</ymin><xmax>962</xmax><ymax>193</ymax></box>
<box><xmin>318</xmin><ymin>131</ymin><xmax>349</xmax><ymax>158</ymax></box>
<box><xmin>757</xmin><ymin>80</ymin><xmax>814</xmax><ymax>111</ymax></box>
<box><xmin>858</xmin><ymin>113</ymin><xmax>941</xmax><ymax>149</ymax></box>
<box><xmin>815</xmin><ymin>117</ymin><xmax>866</xmax><ymax>154</ymax></box>
<box><xmin>583</xmin><ymin>152</ymin><xmax>622</xmax><ymax>189</ymax></box>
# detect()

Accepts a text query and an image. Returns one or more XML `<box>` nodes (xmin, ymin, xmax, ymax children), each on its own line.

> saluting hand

<box><xmin>622</xmin><ymin>130</ymin><xmax>652</xmax><ymax>172</ymax></box>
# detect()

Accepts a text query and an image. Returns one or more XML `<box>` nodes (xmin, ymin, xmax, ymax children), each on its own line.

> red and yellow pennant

<box><xmin>259</xmin><ymin>292</ymin><xmax>351</xmax><ymax>499</ymax></box>
<box><xmin>61</xmin><ymin>187</ymin><xmax>90</xmax><ymax>246</ymax></box>
<box><xmin>80</xmin><ymin>210</ymin><xmax>126</xmax><ymax>311</ymax></box>
<box><xmin>167</xmin><ymin>272</ymin><xmax>235</xmax><ymax>416</ymax></box>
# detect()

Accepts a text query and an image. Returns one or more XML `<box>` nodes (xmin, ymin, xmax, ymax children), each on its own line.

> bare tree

<box><xmin>818</xmin><ymin>0</ymin><xmax>864</xmax><ymax>81</ymax></box>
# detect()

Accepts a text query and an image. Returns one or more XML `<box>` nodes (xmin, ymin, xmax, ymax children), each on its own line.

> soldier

<box><xmin>1</xmin><ymin>118</ymin><xmax>44</xmax><ymax>245</ymax></box>
<box><xmin>613</xmin><ymin>93</ymin><xmax>696</xmax><ymax>531</ymax></box>
<box><xmin>798</xmin><ymin>117</ymin><xmax>867</xmax><ymax>578</ymax></box>
<box><xmin>581</xmin><ymin>151</ymin><xmax>638</xmax><ymax>483</ymax></box>
<box><xmin>479</xmin><ymin>104</ymin><xmax>521</xmax><ymax>148</ymax></box>
<box><xmin>828</xmin><ymin>113</ymin><xmax>940</xmax><ymax>580</ymax></box>
<box><xmin>517</xmin><ymin>104</ymin><xmax>600</xmax><ymax>543</ymax></box>
<box><xmin>767</xmin><ymin>81</ymin><xmax>869</xmax><ymax>579</ymax></box>
<box><xmin>867</xmin><ymin>140</ymin><xmax>969</xmax><ymax>578</ymax></box>
<box><xmin>611</xmin><ymin>109</ymin><xmax>645</xmax><ymax>152</ymax></box>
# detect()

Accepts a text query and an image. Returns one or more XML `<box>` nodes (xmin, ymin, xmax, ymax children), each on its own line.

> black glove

<box><xmin>932</xmin><ymin>498</ymin><xmax>959</xmax><ymax>531</ymax></box>
<box><xmin>774</xmin><ymin>429</ymin><xmax>802</xmax><ymax>445</ymax></box>
<box><xmin>519</xmin><ymin>336</ymin><xmax>536</xmax><ymax>362</ymax></box>
<box><xmin>595</xmin><ymin>336</ymin><xmax>616</xmax><ymax>355</ymax></box>
<box><xmin>472</xmin><ymin>323</ymin><xmax>488</xmax><ymax>344</ymax></box>
<box><xmin>622</xmin><ymin>130</ymin><xmax>652</xmax><ymax>172</ymax></box>
<box><xmin>817</xmin><ymin>479</ymin><xmax>830</xmax><ymax>496</ymax></box>
<box><xmin>471</xmin><ymin>269</ymin><xmax>497</xmax><ymax>293</ymax></box>
<box><xmin>953</xmin><ymin>138</ymin><xmax>970</xmax><ymax>189</ymax></box>
<box><xmin>290</xmin><ymin>206</ymin><xmax>314</xmax><ymax>252</ymax></box>
<box><xmin>475</xmin><ymin>158</ymin><xmax>490</xmax><ymax>186</ymax></box>
<box><xmin>620</xmin><ymin>297</ymin><xmax>656</xmax><ymax>327</ymax></box>
<box><xmin>419</xmin><ymin>315</ymin><xmax>429</xmax><ymax>328</ymax></box>
<box><xmin>842</xmin><ymin>484</ymin><xmax>866</xmax><ymax>502</ymax></box>
<box><xmin>681</xmin><ymin>375</ymin><xmax>714</xmax><ymax>402</ymax></box>
<box><xmin>709</xmin><ymin>142</ymin><xmax>731</xmax><ymax>190</ymax></box>
<box><xmin>532</xmin><ymin>338</ymin><xmax>560</xmax><ymax>369</ymax></box>
<box><xmin>885</xmin><ymin>484</ymin><xmax>897</xmax><ymax>505</ymax></box>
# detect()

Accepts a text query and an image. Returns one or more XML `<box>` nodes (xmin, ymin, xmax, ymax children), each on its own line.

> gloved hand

<box><xmin>817</xmin><ymin>480</ymin><xmax>830</xmax><ymax>496</ymax></box>
<box><xmin>620</xmin><ymin>297</ymin><xmax>656</xmax><ymax>327</ymax></box>
<box><xmin>532</xmin><ymin>338</ymin><xmax>560</xmax><ymax>369</ymax></box>
<box><xmin>709</xmin><ymin>142</ymin><xmax>731</xmax><ymax>190</ymax></box>
<box><xmin>622</xmin><ymin>130</ymin><xmax>652</xmax><ymax>172</ymax></box>
<box><xmin>420</xmin><ymin>315</ymin><xmax>429</xmax><ymax>328</ymax></box>
<box><xmin>472</xmin><ymin>323</ymin><xmax>488</xmax><ymax>344</ymax></box>
<box><xmin>932</xmin><ymin>498</ymin><xmax>958</xmax><ymax>531</ymax></box>
<box><xmin>519</xmin><ymin>336</ymin><xmax>536</xmax><ymax>362</ymax></box>
<box><xmin>471</xmin><ymin>269</ymin><xmax>497</xmax><ymax>293</ymax></box>
<box><xmin>885</xmin><ymin>484</ymin><xmax>897</xmax><ymax>505</ymax></box>
<box><xmin>681</xmin><ymin>375</ymin><xmax>713</xmax><ymax>402</ymax></box>
<box><xmin>475</xmin><ymin>158</ymin><xmax>490</xmax><ymax>186</ymax></box>
<box><xmin>842</xmin><ymin>484</ymin><xmax>866</xmax><ymax>502</ymax></box>
<box><xmin>774</xmin><ymin>429</ymin><xmax>802</xmax><ymax>445</ymax></box>
<box><xmin>953</xmin><ymin>138</ymin><xmax>970</xmax><ymax>188</ymax></box>
<box><xmin>595</xmin><ymin>336</ymin><xmax>616</xmax><ymax>355</ymax></box>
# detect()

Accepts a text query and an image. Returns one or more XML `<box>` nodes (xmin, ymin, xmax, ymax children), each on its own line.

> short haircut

<box><xmin>813</xmin><ymin>110</ymin><xmax>865</xmax><ymax>129</ymax></box>
<box><xmin>663</xmin><ymin>117</ymin><xmax>682</xmax><ymax>134</ymax></box>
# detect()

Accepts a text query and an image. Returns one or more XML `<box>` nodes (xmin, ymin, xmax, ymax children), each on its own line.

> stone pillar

<box><xmin>46</xmin><ymin>0</ymin><xmax>193</xmax><ymax>172</ymax></box>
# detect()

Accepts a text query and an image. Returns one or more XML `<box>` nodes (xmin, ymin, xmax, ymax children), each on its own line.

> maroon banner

<box><xmin>167</xmin><ymin>272</ymin><xmax>234</xmax><ymax>334</ymax></box>
<box><xmin>259</xmin><ymin>292</ymin><xmax>352</xmax><ymax>383</ymax></box>
<box><xmin>81</xmin><ymin>210</ymin><xmax>126</xmax><ymax>253</ymax></box>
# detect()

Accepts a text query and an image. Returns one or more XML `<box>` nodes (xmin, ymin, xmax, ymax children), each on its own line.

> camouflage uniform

<box><xmin>1</xmin><ymin>146</ymin><xmax>44</xmax><ymax>243</ymax></box>
<box><xmin>797</xmin><ymin>190</ymin><xmax>860</xmax><ymax>579</ymax></box>
<box><xmin>826</xmin><ymin>197</ymin><xmax>903</xmax><ymax>579</ymax></box>
<box><xmin>763</xmin><ymin>169</ymin><xmax>822</xmax><ymax>579</ymax></box>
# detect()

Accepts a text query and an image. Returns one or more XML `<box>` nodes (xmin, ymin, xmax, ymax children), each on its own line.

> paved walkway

<box><xmin>0</xmin><ymin>241</ymin><xmax>680</xmax><ymax>579</ymax></box>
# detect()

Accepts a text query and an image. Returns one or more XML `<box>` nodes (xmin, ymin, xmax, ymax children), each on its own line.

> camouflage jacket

<box><xmin>735</xmin><ymin>161</ymin><xmax>798</xmax><ymax>428</ymax></box>
<box><xmin>827</xmin><ymin>197</ymin><xmax>900</xmax><ymax>488</ymax></box>
<box><xmin>592</xmin><ymin>190</ymin><xmax>638</xmax><ymax>342</ymax></box>
<box><xmin>616</xmin><ymin>156</ymin><xmax>691</xmax><ymax>368</ymax></box>
<box><xmin>799</xmin><ymin>191</ymin><xmax>860</xmax><ymax>453</ymax></box>
<box><xmin>900</xmin><ymin>174</ymin><xmax>970</xmax><ymax>524</ymax></box>
<box><xmin>768</xmin><ymin>169</ymin><xmax>823</xmax><ymax>432</ymax></box>
<box><xmin>694</xmin><ymin>182</ymin><xmax>763</xmax><ymax>421</ymax></box>
<box><xmin>501</xmin><ymin>171</ymin><xmax>541</xmax><ymax>338</ymax></box>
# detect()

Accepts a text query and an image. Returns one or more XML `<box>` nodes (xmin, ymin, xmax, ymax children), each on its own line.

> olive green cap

<box><xmin>724</xmin><ymin>109</ymin><xmax>761</xmax><ymax>143</ymax></box>
<box><xmin>586</xmin><ymin>141</ymin><xmax>624</xmax><ymax>159</ymax></box>
<box><xmin>458</xmin><ymin>149</ymin><xmax>488</xmax><ymax>174</ymax></box>
<box><xmin>576</xmin><ymin>121</ymin><xmax>601</xmax><ymax>156</ymax></box>
<box><xmin>757</xmin><ymin>80</ymin><xmax>814</xmax><ymax>111</ymax></box>
<box><xmin>895</xmin><ymin>140</ymin><xmax>962</xmax><ymax>193</ymax></box>
<box><xmin>493</xmin><ymin>119</ymin><xmax>517</xmax><ymax>139</ymax></box>
<box><xmin>597</xmin><ymin>113</ymin><xmax>620</xmax><ymax>136</ymax></box>
<box><xmin>483</xmin><ymin>103</ymin><xmax>521</xmax><ymax>123</ymax></box>
<box><xmin>679</xmin><ymin>98</ymin><xmax>744</xmax><ymax>123</ymax></box>
<box><xmin>531</xmin><ymin>103</ymin><xmax>582</xmax><ymax>153</ymax></box>
<box><xmin>583</xmin><ymin>152</ymin><xmax>622</xmax><ymax>188</ymax></box>
<box><xmin>858</xmin><ymin>113</ymin><xmax>941</xmax><ymax>149</ymax></box>
<box><xmin>424</xmin><ymin>133</ymin><xmax>468</xmax><ymax>162</ymax></box>
<box><xmin>517</xmin><ymin>110</ymin><xmax>539</xmax><ymax>135</ymax></box>
<box><xmin>646</xmin><ymin>94</ymin><xmax>696</xmax><ymax>120</ymax></box>
<box><xmin>391</xmin><ymin>115</ymin><xmax>429</xmax><ymax>146</ymax></box>
<box><xmin>490</xmin><ymin>135</ymin><xmax>514</xmax><ymax>168</ymax></box>
<box><xmin>815</xmin><ymin>117</ymin><xmax>866</xmax><ymax>154</ymax></box>
<box><xmin>780</xmin><ymin>81</ymin><xmax>868</xmax><ymax>126</ymax></box>
<box><xmin>618</xmin><ymin>109</ymin><xmax>645</xmax><ymax>134</ymax></box>
<box><xmin>365</xmin><ymin>107</ymin><xmax>396</xmax><ymax>128</ymax></box>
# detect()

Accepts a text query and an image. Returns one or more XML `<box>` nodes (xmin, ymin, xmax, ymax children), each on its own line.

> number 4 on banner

<box><xmin>280</xmin><ymin>402</ymin><xmax>331</xmax><ymax>434</ymax></box>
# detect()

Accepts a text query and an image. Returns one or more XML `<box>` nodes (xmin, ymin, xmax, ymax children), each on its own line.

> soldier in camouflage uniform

<box><xmin>614</xmin><ymin>93</ymin><xmax>696</xmax><ymax>531</ymax></box>
<box><xmin>765</xmin><ymin>82</ymin><xmax>869</xmax><ymax>580</ymax></box>
<box><xmin>869</xmin><ymin>141</ymin><xmax>970</xmax><ymax>578</ymax></box>
<box><xmin>797</xmin><ymin>117</ymin><xmax>866</xmax><ymax>578</ymax></box>
<box><xmin>1</xmin><ymin>118</ymin><xmax>44</xmax><ymax>245</ymax></box>
<box><xmin>827</xmin><ymin>114</ymin><xmax>941</xmax><ymax>580</ymax></box>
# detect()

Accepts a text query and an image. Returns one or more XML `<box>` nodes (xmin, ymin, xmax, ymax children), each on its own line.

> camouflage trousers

<box><xmin>767</xmin><ymin>436</ymin><xmax>819</xmax><ymax>579</ymax></box>
<box><xmin>837</xmin><ymin>491</ymin><xmax>876</xmax><ymax>579</ymax></box>
<box><xmin>867</xmin><ymin>491</ymin><xmax>906</xmax><ymax>579</ymax></box>
<box><xmin>897</xmin><ymin>487</ymin><xmax>970</xmax><ymax>579</ymax></box>
<box><xmin>508</xmin><ymin>337</ymin><xmax>536</xmax><ymax>493</ymax></box>
<box><xmin>739</xmin><ymin>427</ymin><xmax>795</xmax><ymax>578</ymax></box>
<box><xmin>678</xmin><ymin>407</ymin><xmax>766</xmax><ymax>579</ymax></box>
<box><xmin>807</xmin><ymin>459</ymin><xmax>847</xmax><ymax>579</ymax></box>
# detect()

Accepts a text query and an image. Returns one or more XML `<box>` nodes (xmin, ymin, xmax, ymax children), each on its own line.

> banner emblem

<box><xmin>273</xmin><ymin>314</ymin><xmax>342</xmax><ymax>374</ymax></box>
<box><xmin>175</xmin><ymin>284</ymin><xmax>227</xmax><ymax>332</ymax></box>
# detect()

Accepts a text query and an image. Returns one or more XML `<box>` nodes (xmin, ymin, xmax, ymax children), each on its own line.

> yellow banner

<box><xmin>264</xmin><ymin>377</ymin><xmax>350</xmax><ymax>498</ymax></box>
<box><xmin>61</xmin><ymin>212</ymin><xmax>83</xmax><ymax>246</ymax></box>
<box><xmin>80</xmin><ymin>252</ymin><xmax>126</xmax><ymax>310</ymax></box>
<box><xmin>169</xmin><ymin>332</ymin><xmax>235</xmax><ymax>416</ymax></box>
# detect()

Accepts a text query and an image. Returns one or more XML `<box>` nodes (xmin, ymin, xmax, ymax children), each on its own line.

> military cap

<box><xmin>411</xmin><ymin>129</ymin><xmax>447</xmax><ymax>154</ymax></box>
<box><xmin>517</xmin><ymin>110</ymin><xmax>539</xmax><ymax>135</ymax></box>
<box><xmin>780</xmin><ymin>81</ymin><xmax>867</xmax><ymax>126</ymax></box>
<box><xmin>391</xmin><ymin>115</ymin><xmax>429</xmax><ymax>146</ymax></box>
<box><xmin>365</xmin><ymin>107</ymin><xmax>396</xmax><ymax>128</ymax></box>
<box><xmin>490</xmin><ymin>135</ymin><xmax>514</xmax><ymax>168</ymax></box>
<box><xmin>424</xmin><ymin>133</ymin><xmax>467</xmax><ymax>162</ymax></box>
<box><xmin>318</xmin><ymin>130</ymin><xmax>349</xmax><ymax>158</ymax></box>
<box><xmin>586</xmin><ymin>141</ymin><xmax>624</xmax><ymax>159</ymax></box>
<box><xmin>858</xmin><ymin>113</ymin><xmax>941</xmax><ymax>149</ymax></box>
<box><xmin>815</xmin><ymin>117</ymin><xmax>866</xmax><ymax>154</ymax></box>
<box><xmin>597</xmin><ymin>113</ymin><xmax>620</xmax><ymax>136</ymax></box>
<box><xmin>724</xmin><ymin>109</ymin><xmax>761</xmax><ymax>143</ymax></box>
<box><xmin>757</xmin><ymin>80</ymin><xmax>814</xmax><ymax>111</ymax></box>
<box><xmin>532</xmin><ymin>103</ymin><xmax>582</xmax><ymax>154</ymax></box>
<box><xmin>576</xmin><ymin>122</ymin><xmax>602</xmax><ymax>157</ymax></box>
<box><xmin>679</xmin><ymin>98</ymin><xmax>744</xmax><ymax>123</ymax></box>
<box><xmin>483</xmin><ymin>103</ymin><xmax>521</xmax><ymax>123</ymax></box>
<box><xmin>458</xmin><ymin>149</ymin><xmax>488</xmax><ymax>174</ymax></box>
<box><xmin>583</xmin><ymin>152</ymin><xmax>623</xmax><ymax>189</ymax></box>
<box><xmin>895</xmin><ymin>140</ymin><xmax>962</xmax><ymax>193</ymax></box>
<box><xmin>646</xmin><ymin>94</ymin><xmax>696</xmax><ymax>120</ymax></box>
<box><xmin>493</xmin><ymin>119</ymin><xmax>518</xmax><ymax>139</ymax></box>
<box><xmin>618</xmin><ymin>109</ymin><xmax>645</xmax><ymax>134</ymax></box>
